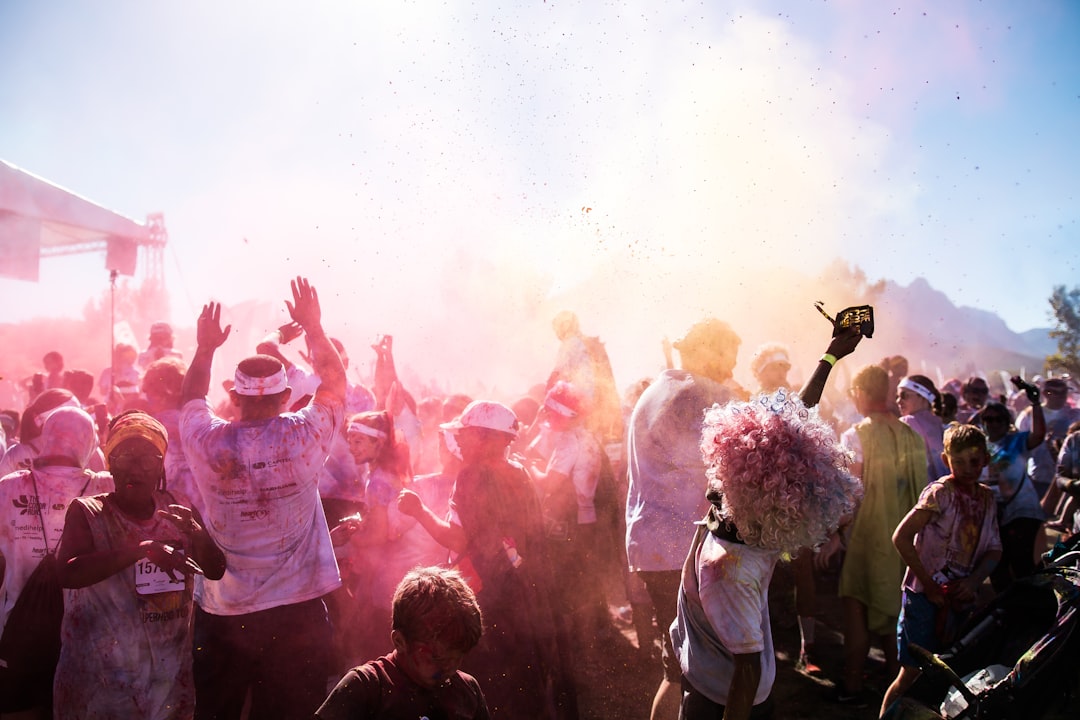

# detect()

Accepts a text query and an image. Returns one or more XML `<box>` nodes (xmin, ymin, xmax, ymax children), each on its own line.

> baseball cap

<box><xmin>1043</xmin><ymin>378</ymin><xmax>1068</xmax><ymax>394</ymax></box>
<box><xmin>440</xmin><ymin>400</ymin><xmax>519</xmax><ymax>437</ymax></box>
<box><xmin>544</xmin><ymin>381</ymin><xmax>583</xmax><ymax>418</ymax></box>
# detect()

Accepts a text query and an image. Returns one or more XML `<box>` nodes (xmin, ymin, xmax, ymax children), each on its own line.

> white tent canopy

<box><xmin>0</xmin><ymin>159</ymin><xmax>156</xmax><ymax>281</ymax></box>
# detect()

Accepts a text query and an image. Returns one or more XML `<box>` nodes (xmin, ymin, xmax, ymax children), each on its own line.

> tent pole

<box><xmin>109</xmin><ymin>268</ymin><xmax>118</xmax><ymax>395</ymax></box>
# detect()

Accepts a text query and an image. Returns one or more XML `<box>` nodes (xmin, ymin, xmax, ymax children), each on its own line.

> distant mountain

<box><xmin>875</xmin><ymin>277</ymin><xmax>1056</xmax><ymax>386</ymax></box>
<box><xmin>1018</xmin><ymin>328</ymin><xmax>1059</xmax><ymax>358</ymax></box>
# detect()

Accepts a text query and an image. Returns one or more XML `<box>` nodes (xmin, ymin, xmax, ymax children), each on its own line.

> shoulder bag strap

<box><xmin>28</xmin><ymin>470</ymin><xmax>55</xmax><ymax>556</ymax></box>
<box><xmin>78</xmin><ymin>470</ymin><xmax>93</xmax><ymax>497</ymax></box>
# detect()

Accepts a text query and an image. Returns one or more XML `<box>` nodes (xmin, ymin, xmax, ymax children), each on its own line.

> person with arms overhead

<box><xmin>179</xmin><ymin>277</ymin><xmax>347</xmax><ymax>720</ymax></box>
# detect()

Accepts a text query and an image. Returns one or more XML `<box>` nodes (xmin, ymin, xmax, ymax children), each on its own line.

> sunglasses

<box><xmin>982</xmin><ymin>416</ymin><xmax>1008</xmax><ymax>424</ymax></box>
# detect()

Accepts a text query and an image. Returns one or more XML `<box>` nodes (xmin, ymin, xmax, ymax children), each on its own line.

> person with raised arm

<box><xmin>179</xmin><ymin>276</ymin><xmax>347</xmax><ymax>720</ymax></box>
<box><xmin>671</xmin><ymin>327</ymin><xmax>864</xmax><ymax>720</ymax></box>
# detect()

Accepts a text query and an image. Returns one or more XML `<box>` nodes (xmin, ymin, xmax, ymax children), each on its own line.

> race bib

<box><xmin>134</xmin><ymin>556</ymin><xmax>187</xmax><ymax>595</ymax></box>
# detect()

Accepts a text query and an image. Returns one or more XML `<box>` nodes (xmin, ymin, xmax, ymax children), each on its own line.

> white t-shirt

<box><xmin>671</xmin><ymin>527</ymin><xmax>779</xmax><ymax>707</ymax></box>
<box><xmin>179</xmin><ymin>397</ymin><xmax>345</xmax><ymax>615</ymax></box>
<box><xmin>0</xmin><ymin>466</ymin><xmax>112</xmax><ymax>636</ymax></box>
<box><xmin>840</xmin><ymin>425</ymin><xmax>863</xmax><ymax>465</ymax></box>
<box><xmin>1018</xmin><ymin>405</ymin><xmax>1080</xmax><ymax>488</ymax></box>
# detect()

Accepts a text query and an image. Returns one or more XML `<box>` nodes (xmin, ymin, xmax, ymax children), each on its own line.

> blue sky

<box><xmin>2</xmin><ymin>1</ymin><xmax>1078</xmax><ymax>391</ymax></box>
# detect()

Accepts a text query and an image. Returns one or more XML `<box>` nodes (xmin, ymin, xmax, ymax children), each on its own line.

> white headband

<box><xmin>545</xmin><ymin>397</ymin><xmax>577</xmax><ymax>418</ymax></box>
<box><xmin>348</xmin><ymin>422</ymin><xmax>387</xmax><ymax>440</ymax></box>
<box><xmin>759</xmin><ymin>351</ymin><xmax>790</xmax><ymax>368</ymax></box>
<box><xmin>899</xmin><ymin>378</ymin><xmax>935</xmax><ymax>405</ymax></box>
<box><xmin>234</xmin><ymin>367</ymin><xmax>288</xmax><ymax>396</ymax></box>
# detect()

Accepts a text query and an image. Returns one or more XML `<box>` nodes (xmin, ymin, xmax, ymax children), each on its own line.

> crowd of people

<box><xmin>1</xmin><ymin>279</ymin><xmax>1078</xmax><ymax>720</ymax></box>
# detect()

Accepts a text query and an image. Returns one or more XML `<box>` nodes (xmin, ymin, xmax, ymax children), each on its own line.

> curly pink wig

<box><xmin>700</xmin><ymin>389</ymin><xmax>862</xmax><ymax>554</ymax></box>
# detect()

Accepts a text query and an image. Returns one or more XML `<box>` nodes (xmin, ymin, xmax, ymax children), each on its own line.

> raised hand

<box><xmin>197</xmin><ymin>302</ymin><xmax>232</xmax><ymax>350</ymax></box>
<box><xmin>372</xmin><ymin>334</ymin><xmax>393</xmax><ymax>357</ymax></box>
<box><xmin>285</xmin><ymin>276</ymin><xmax>322</xmax><ymax>331</ymax></box>
<box><xmin>824</xmin><ymin>325</ymin><xmax>863</xmax><ymax>362</ymax></box>
<box><xmin>1011</xmin><ymin>376</ymin><xmax>1041</xmax><ymax>405</ymax></box>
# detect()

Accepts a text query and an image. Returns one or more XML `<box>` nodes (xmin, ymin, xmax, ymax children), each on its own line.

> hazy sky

<box><xmin>2</xmin><ymin>1</ymin><xmax>1078</xmax><ymax>393</ymax></box>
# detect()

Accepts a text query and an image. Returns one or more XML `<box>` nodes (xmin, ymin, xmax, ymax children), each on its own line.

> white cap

<box><xmin>440</xmin><ymin>400</ymin><xmax>519</xmax><ymax>437</ymax></box>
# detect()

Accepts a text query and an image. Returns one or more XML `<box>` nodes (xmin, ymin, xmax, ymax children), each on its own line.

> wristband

<box><xmin>820</xmin><ymin>353</ymin><xmax>837</xmax><ymax>367</ymax></box>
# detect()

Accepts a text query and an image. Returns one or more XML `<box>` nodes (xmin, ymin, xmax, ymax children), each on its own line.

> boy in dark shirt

<box><xmin>315</xmin><ymin>566</ymin><xmax>490</xmax><ymax>720</ymax></box>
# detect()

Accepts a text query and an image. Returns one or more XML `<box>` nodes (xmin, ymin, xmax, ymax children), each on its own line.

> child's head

<box><xmin>850</xmin><ymin>364</ymin><xmax>889</xmax><ymax>407</ymax></box>
<box><xmin>390</xmin><ymin>567</ymin><xmax>483</xmax><ymax>688</ymax></box>
<box><xmin>942</xmin><ymin>423</ymin><xmax>989</xmax><ymax>483</ymax></box>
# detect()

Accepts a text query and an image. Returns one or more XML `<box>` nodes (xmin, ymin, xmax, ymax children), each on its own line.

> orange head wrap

<box><xmin>104</xmin><ymin>410</ymin><xmax>168</xmax><ymax>463</ymax></box>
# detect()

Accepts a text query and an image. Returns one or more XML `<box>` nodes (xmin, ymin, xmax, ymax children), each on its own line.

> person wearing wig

<box><xmin>670</xmin><ymin>328</ymin><xmax>864</xmax><ymax>720</ymax></box>
<box><xmin>53</xmin><ymin>411</ymin><xmax>225</xmax><ymax>719</ymax></box>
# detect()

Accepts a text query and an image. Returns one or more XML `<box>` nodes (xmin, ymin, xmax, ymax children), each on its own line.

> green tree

<box><xmin>1046</xmin><ymin>285</ymin><xmax>1080</xmax><ymax>377</ymax></box>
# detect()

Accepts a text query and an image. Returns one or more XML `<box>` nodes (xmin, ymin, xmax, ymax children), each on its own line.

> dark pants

<box><xmin>679</xmin><ymin>677</ymin><xmax>774</xmax><ymax>720</ymax></box>
<box><xmin>193</xmin><ymin>597</ymin><xmax>333</xmax><ymax>720</ymax></box>
<box><xmin>639</xmin><ymin>569</ymin><xmax>683</xmax><ymax>682</ymax></box>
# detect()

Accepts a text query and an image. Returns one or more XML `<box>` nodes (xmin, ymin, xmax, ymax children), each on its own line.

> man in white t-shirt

<box><xmin>179</xmin><ymin>277</ymin><xmax>346</xmax><ymax>720</ymax></box>
<box><xmin>625</xmin><ymin>318</ymin><xmax>745</xmax><ymax>719</ymax></box>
